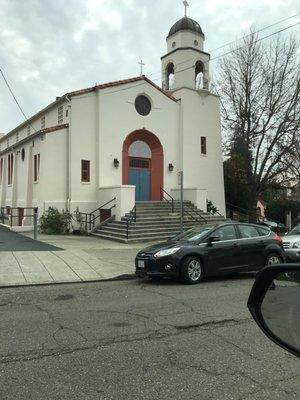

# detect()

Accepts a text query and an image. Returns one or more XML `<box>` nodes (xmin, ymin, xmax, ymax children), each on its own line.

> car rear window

<box><xmin>238</xmin><ymin>225</ymin><xmax>260</xmax><ymax>238</ymax></box>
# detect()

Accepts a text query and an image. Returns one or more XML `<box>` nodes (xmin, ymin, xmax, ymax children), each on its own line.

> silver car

<box><xmin>282</xmin><ymin>225</ymin><xmax>300</xmax><ymax>261</ymax></box>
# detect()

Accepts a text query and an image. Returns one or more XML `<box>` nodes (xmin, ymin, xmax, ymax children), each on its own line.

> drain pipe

<box><xmin>66</xmin><ymin>95</ymin><xmax>72</xmax><ymax>212</ymax></box>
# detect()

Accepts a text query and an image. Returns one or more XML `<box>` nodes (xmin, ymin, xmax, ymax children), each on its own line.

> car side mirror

<box><xmin>208</xmin><ymin>236</ymin><xmax>220</xmax><ymax>244</ymax></box>
<box><xmin>248</xmin><ymin>264</ymin><xmax>300</xmax><ymax>357</ymax></box>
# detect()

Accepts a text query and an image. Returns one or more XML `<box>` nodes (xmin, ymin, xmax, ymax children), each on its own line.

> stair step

<box><xmin>91</xmin><ymin>200</ymin><xmax>226</xmax><ymax>243</ymax></box>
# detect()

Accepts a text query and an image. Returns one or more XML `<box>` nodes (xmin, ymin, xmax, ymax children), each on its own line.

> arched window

<box><xmin>166</xmin><ymin>62</ymin><xmax>175</xmax><ymax>90</ymax></box>
<box><xmin>195</xmin><ymin>61</ymin><xmax>204</xmax><ymax>89</ymax></box>
<box><xmin>129</xmin><ymin>141</ymin><xmax>152</xmax><ymax>158</ymax></box>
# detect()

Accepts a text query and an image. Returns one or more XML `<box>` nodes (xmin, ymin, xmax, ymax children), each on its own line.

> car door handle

<box><xmin>233</xmin><ymin>243</ymin><xmax>238</xmax><ymax>248</ymax></box>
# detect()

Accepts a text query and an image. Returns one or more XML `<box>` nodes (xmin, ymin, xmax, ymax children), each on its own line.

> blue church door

<box><xmin>128</xmin><ymin>158</ymin><xmax>150</xmax><ymax>201</ymax></box>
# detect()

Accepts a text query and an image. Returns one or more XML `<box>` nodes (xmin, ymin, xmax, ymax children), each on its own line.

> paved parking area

<box><xmin>0</xmin><ymin>225</ymin><xmax>60</xmax><ymax>251</ymax></box>
<box><xmin>0</xmin><ymin>228</ymin><xmax>145</xmax><ymax>287</ymax></box>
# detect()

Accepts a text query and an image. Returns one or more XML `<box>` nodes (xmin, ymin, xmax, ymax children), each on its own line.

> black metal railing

<box><xmin>125</xmin><ymin>205</ymin><xmax>137</xmax><ymax>239</ymax></box>
<box><xmin>0</xmin><ymin>206</ymin><xmax>38</xmax><ymax>227</ymax></box>
<box><xmin>183</xmin><ymin>202</ymin><xmax>207</xmax><ymax>224</ymax></box>
<box><xmin>80</xmin><ymin>198</ymin><xmax>116</xmax><ymax>232</ymax></box>
<box><xmin>226</xmin><ymin>203</ymin><xmax>260</xmax><ymax>223</ymax></box>
<box><xmin>160</xmin><ymin>188</ymin><xmax>207</xmax><ymax>225</ymax></box>
<box><xmin>160</xmin><ymin>187</ymin><xmax>174</xmax><ymax>213</ymax></box>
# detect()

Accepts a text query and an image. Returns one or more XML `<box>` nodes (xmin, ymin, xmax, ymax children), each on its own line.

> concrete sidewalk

<box><xmin>0</xmin><ymin>232</ymin><xmax>149</xmax><ymax>287</ymax></box>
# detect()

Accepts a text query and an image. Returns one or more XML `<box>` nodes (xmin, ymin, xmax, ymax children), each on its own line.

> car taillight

<box><xmin>274</xmin><ymin>234</ymin><xmax>283</xmax><ymax>245</ymax></box>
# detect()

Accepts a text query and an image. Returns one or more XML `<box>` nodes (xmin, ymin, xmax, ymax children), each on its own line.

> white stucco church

<box><xmin>0</xmin><ymin>11</ymin><xmax>225</xmax><ymax>230</ymax></box>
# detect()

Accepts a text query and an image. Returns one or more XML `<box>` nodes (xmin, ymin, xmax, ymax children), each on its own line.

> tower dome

<box><xmin>167</xmin><ymin>17</ymin><xmax>204</xmax><ymax>38</ymax></box>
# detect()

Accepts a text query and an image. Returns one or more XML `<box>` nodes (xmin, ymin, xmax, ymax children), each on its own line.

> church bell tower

<box><xmin>161</xmin><ymin>8</ymin><xmax>210</xmax><ymax>92</ymax></box>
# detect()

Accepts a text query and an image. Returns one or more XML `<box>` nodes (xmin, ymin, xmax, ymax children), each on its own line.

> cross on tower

<box><xmin>138</xmin><ymin>59</ymin><xmax>145</xmax><ymax>75</ymax></box>
<box><xmin>183</xmin><ymin>0</ymin><xmax>189</xmax><ymax>17</ymax></box>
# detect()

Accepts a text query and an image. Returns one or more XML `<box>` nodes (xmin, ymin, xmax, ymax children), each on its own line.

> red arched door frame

<box><xmin>122</xmin><ymin>130</ymin><xmax>164</xmax><ymax>201</ymax></box>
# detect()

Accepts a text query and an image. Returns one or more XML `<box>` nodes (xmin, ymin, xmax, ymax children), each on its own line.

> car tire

<box><xmin>180</xmin><ymin>256</ymin><xmax>203</xmax><ymax>284</ymax></box>
<box><xmin>265</xmin><ymin>253</ymin><xmax>283</xmax><ymax>267</ymax></box>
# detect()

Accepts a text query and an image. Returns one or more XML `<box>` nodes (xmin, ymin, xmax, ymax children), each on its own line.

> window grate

<box><xmin>129</xmin><ymin>158</ymin><xmax>150</xmax><ymax>169</ymax></box>
<box><xmin>58</xmin><ymin>106</ymin><xmax>63</xmax><ymax>124</ymax></box>
<box><xmin>41</xmin><ymin>116</ymin><xmax>45</xmax><ymax>129</ymax></box>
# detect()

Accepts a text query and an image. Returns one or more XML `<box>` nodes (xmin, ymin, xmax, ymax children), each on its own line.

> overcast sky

<box><xmin>0</xmin><ymin>0</ymin><xmax>299</xmax><ymax>133</ymax></box>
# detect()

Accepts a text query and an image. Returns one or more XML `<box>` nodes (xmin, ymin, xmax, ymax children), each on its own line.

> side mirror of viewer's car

<box><xmin>248</xmin><ymin>264</ymin><xmax>300</xmax><ymax>357</ymax></box>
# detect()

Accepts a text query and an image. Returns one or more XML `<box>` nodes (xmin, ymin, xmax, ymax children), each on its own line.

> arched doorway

<box><xmin>122</xmin><ymin>130</ymin><xmax>163</xmax><ymax>201</ymax></box>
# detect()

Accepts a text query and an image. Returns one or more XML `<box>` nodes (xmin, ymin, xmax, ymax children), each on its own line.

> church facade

<box><xmin>0</xmin><ymin>16</ymin><xmax>225</xmax><ymax>226</ymax></box>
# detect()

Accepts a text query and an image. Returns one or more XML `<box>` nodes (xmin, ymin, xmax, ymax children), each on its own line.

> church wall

<box><xmin>37</xmin><ymin>129</ymin><xmax>68</xmax><ymax>212</ymax></box>
<box><xmin>68</xmin><ymin>93</ymin><xmax>99</xmax><ymax>212</ymax></box>
<box><xmin>0</xmin><ymin>127</ymin><xmax>68</xmax><ymax>225</ymax></box>
<box><xmin>98</xmin><ymin>82</ymin><xmax>180</xmax><ymax>200</ymax></box>
<box><xmin>177</xmin><ymin>88</ymin><xmax>225</xmax><ymax>215</ymax></box>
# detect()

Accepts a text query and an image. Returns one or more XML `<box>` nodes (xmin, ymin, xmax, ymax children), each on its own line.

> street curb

<box><xmin>0</xmin><ymin>273</ymin><xmax>137</xmax><ymax>290</ymax></box>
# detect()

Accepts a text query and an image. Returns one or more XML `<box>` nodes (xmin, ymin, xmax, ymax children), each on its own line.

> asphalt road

<box><xmin>0</xmin><ymin>225</ymin><xmax>61</xmax><ymax>251</ymax></box>
<box><xmin>0</xmin><ymin>275</ymin><xmax>299</xmax><ymax>400</ymax></box>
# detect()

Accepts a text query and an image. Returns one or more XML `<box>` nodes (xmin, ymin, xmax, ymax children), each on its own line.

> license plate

<box><xmin>138</xmin><ymin>260</ymin><xmax>145</xmax><ymax>269</ymax></box>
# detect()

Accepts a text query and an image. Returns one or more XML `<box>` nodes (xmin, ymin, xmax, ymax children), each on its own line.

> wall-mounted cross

<box><xmin>138</xmin><ymin>59</ymin><xmax>145</xmax><ymax>75</ymax></box>
<box><xmin>183</xmin><ymin>0</ymin><xmax>189</xmax><ymax>17</ymax></box>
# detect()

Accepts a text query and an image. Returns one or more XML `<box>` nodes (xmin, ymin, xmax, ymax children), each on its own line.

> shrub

<box><xmin>39</xmin><ymin>207</ymin><xmax>72</xmax><ymax>234</ymax></box>
<box><xmin>207</xmin><ymin>200</ymin><xmax>218</xmax><ymax>215</ymax></box>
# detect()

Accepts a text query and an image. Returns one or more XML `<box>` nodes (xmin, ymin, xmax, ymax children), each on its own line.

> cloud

<box><xmin>0</xmin><ymin>0</ymin><xmax>299</xmax><ymax>133</ymax></box>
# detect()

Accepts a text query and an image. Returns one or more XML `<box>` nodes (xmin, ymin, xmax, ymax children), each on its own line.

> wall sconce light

<box><xmin>168</xmin><ymin>163</ymin><xmax>174</xmax><ymax>172</ymax></box>
<box><xmin>113</xmin><ymin>158</ymin><xmax>120</xmax><ymax>168</ymax></box>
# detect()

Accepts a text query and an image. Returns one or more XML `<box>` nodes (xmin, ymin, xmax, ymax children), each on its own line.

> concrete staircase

<box><xmin>92</xmin><ymin>201</ymin><xmax>226</xmax><ymax>243</ymax></box>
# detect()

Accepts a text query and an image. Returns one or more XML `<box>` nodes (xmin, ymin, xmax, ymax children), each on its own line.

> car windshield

<box><xmin>286</xmin><ymin>225</ymin><xmax>300</xmax><ymax>236</ymax></box>
<box><xmin>172</xmin><ymin>225</ymin><xmax>215</xmax><ymax>242</ymax></box>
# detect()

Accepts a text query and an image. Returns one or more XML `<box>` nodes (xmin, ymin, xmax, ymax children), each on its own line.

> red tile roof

<box><xmin>68</xmin><ymin>75</ymin><xmax>178</xmax><ymax>102</ymax></box>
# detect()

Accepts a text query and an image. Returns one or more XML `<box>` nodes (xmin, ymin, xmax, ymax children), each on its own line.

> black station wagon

<box><xmin>135</xmin><ymin>222</ymin><xmax>286</xmax><ymax>284</ymax></box>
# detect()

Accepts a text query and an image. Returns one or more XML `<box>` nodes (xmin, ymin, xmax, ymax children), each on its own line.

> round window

<box><xmin>135</xmin><ymin>95</ymin><xmax>151</xmax><ymax>116</ymax></box>
<box><xmin>172</xmin><ymin>41</ymin><xmax>176</xmax><ymax>48</ymax></box>
<box><xmin>21</xmin><ymin>148</ymin><xmax>25</xmax><ymax>161</ymax></box>
<box><xmin>194</xmin><ymin>40</ymin><xmax>198</xmax><ymax>46</ymax></box>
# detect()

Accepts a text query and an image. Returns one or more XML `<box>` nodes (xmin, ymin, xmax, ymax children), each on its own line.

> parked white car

<box><xmin>282</xmin><ymin>225</ymin><xmax>300</xmax><ymax>261</ymax></box>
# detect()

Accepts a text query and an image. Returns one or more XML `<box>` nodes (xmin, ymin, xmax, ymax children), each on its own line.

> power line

<box><xmin>98</xmin><ymin>20</ymin><xmax>300</xmax><ymax>97</ymax></box>
<box><xmin>0</xmin><ymin>68</ymin><xmax>36</xmax><ymax>132</ymax></box>
<box><xmin>209</xmin><ymin>12</ymin><xmax>300</xmax><ymax>53</ymax></box>
<box><xmin>1</xmin><ymin>15</ymin><xmax>300</xmax><ymax>123</ymax></box>
<box><xmin>144</xmin><ymin>12</ymin><xmax>300</xmax><ymax>80</ymax></box>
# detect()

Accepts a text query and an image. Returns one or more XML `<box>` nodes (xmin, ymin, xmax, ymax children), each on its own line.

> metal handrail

<box><xmin>125</xmin><ymin>205</ymin><xmax>137</xmax><ymax>239</ymax></box>
<box><xmin>0</xmin><ymin>207</ymin><xmax>38</xmax><ymax>227</ymax></box>
<box><xmin>160</xmin><ymin>188</ymin><xmax>207</xmax><ymax>225</ymax></box>
<box><xmin>80</xmin><ymin>197</ymin><xmax>116</xmax><ymax>231</ymax></box>
<box><xmin>226</xmin><ymin>202</ymin><xmax>260</xmax><ymax>222</ymax></box>
<box><xmin>160</xmin><ymin>187</ymin><xmax>174</xmax><ymax>213</ymax></box>
<box><xmin>183</xmin><ymin>202</ymin><xmax>207</xmax><ymax>224</ymax></box>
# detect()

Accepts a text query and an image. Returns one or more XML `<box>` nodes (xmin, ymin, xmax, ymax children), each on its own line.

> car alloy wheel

<box><xmin>266</xmin><ymin>254</ymin><xmax>282</xmax><ymax>266</ymax></box>
<box><xmin>181</xmin><ymin>256</ymin><xmax>203</xmax><ymax>284</ymax></box>
<box><xmin>188</xmin><ymin>260</ymin><xmax>202</xmax><ymax>281</ymax></box>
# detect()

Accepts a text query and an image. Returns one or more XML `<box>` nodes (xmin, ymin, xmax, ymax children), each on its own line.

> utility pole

<box><xmin>179</xmin><ymin>171</ymin><xmax>184</xmax><ymax>232</ymax></box>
